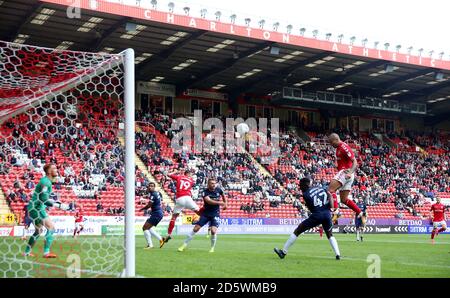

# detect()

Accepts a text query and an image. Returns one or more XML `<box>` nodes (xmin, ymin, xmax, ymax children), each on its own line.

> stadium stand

<box><xmin>0</xmin><ymin>0</ymin><xmax>449</xmax><ymax>225</ymax></box>
<box><xmin>1</xmin><ymin>106</ymin><xmax>449</xmax><ymax>222</ymax></box>
<box><xmin>2</xmin><ymin>106</ymin><xmax>449</xmax><ymax>222</ymax></box>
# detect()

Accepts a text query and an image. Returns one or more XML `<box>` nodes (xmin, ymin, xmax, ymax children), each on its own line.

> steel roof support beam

<box><xmin>365</xmin><ymin>68</ymin><xmax>434</xmax><ymax>97</ymax></box>
<box><xmin>178</xmin><ymin>42</ymin><xmax>273</xmax><ymax>91</ymax></box>
<box><xmin>425</xmin><ymin>111</ymin><xmax>450</xmax><ymax>126</ymax></box>
<box><xmin>227</xmin><ymin>51</ymin><xmax>333</xmax><ymax>96</ymax></box>
<box><xmin>138</xmin><ymin>30</ymin><xmax>207</xmax><ymax>79</ymax></box>
<box><xmin>394</xmin><ymin>80</ymin><xmax>450</xmax><ymax>102</ymax></box>
<box><xmin>90</xmin><ymin>17</ymin><xmax>131</xmax><ymax>52</ymax></box>
<box><xmin>306</xmin><ymin>60</ymin><xmax>386</xmax><ymax>91</ymax></box>
<box><xmin>6</xmin><ymin>2</ymin><xmax>43</xmax><ymax>42</ymax></box>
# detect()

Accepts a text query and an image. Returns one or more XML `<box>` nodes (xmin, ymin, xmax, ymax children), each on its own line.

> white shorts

<box><xmin>75</xmin><ymin>222</ymin><xmax>83</xmax><ymax>230</ymax></box>
<box><xmin>333</xmin><ymin>170</ymin><xmax>355</xmax><ymax>191</ymax></box>
<box><xmin>433</xmin><ymin>221</ymin><xmax>447</xmax><ymax>229</ymax></box>
<box><xmin>174</xmin><ymin>196</ymin><xmax>199</xmax><ymax>214</ymax></box>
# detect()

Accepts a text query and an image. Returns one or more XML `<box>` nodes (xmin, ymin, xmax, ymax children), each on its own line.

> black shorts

<box><xmin>355</xmin><ymin>217</ymin><xmax>364</xmax><ymax>228</ymax></box>
<box><xmin>197</xmin><ymin>215</ymin><xmax>220</xmax><ymax>228</ymax></box>
<box><xmin>297</xmin><ymin>212</ymin><xmax>332</xmax><ymax>234</ymax></box>
<box><xmin>146</xmin><ymin>213</ymin><xmax>163</xmax><ymax>226</ymax></box>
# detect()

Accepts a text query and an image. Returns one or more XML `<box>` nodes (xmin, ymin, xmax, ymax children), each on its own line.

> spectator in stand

<box><xmin>0</xmin><ymin>163</ymin><xmax>9</xmax><ymax>175</ymax></box>
<box><xmin>10</xmin><ymin>155</ymin><xmax>18</xmax><ymax>166</ymax></box>
<box><xmin>96</xmin><ymin>201</ymin><xmax>104</xmax><ymax>212</ymax></box>
<box><xmin>48</xmin><ymin>141</ymin><xmax>56</xmax><ymax>155</ymax></box>
<box><xmin>165</xmin><ymin>204</ymin><xmax>173</xmax><ymax>215</ymax></box>
<box><xmin>17</xmin><ymin>189</ymin><xmax>27</xmax><ymax>202</ymax></box>
<box><xmin>68</xmin><ymin>200</ymin><xmax>76</xmax><ymax>212</ymax></box>
<box><xmin>64</xmin><ymin>165</ymin><xmax>75</xmax><ymax>177</ymax></box>
<box><xmin>293</xmin><ymin>198</ymin><xmax>302</xmax><ymax>212</ymax></box>
<box><xmin>26</xmin><ymin>180</ymin><xmax>35</xmax><ymax>190</ymax></box>
<box><xmin>13</xmin><ymin>178</ymin><xmax>22</xmax><ymax>189</ymax></box>
<box><xmin>270</xmin><ymin>199</ymin><xmax>279</xmax><ymax>208</ymax></box>
<box><xmin>6</xmin><ymin>189</ymin><xmax>17</xmax><ymax>206</ymax></box>
<box><xmin>244</xmin><ymin>203</ymin><xmax>251</xmax><ymax>213</ymax></box>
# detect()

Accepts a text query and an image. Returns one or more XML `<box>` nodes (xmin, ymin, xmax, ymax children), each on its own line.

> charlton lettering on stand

<box><xmin>41</xmin><ymin>0</ymin><xmax>450</xmax><ymax>70</ymax></box>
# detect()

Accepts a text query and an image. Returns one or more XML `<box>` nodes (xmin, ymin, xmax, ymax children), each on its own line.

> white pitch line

<box><xmin>309</xmin><ymin>238</ymin><xmax>450</xmax><ymax>245</ymax></box>
<box><xmin>224</xmin><ymin>235</ymin><xmax>450</xmax><ymax>245</ymax></box>
<box><xmin>290</xmin><ymin>254</ymin><xmax>450</xmax><ymax>269</ymax></box>
<box><xmin>164</xmin><ymin>245</ymin><xmax>450</xmax><ymax>269</ymax></box>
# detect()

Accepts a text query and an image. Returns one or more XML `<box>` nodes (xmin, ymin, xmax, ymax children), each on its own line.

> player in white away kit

<box><xmin>160</xmin><ymin>169</ymin><xmax>203</xmax><ymax>247</ymax></box>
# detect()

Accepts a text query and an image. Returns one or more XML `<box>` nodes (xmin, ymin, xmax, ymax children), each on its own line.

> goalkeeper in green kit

<box><xmin>24</xmin><ymin>163</ymin><xmax>70</xmax><ymax>258</ymax></box>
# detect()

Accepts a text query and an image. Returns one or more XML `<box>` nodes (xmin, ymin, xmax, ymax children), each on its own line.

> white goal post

<box><xmin>123</xmin><ymin>48</ymin><xmax>135</xmax><ymax>278</ymax></box>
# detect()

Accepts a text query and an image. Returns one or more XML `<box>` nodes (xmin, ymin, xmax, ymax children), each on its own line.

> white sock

<box><xmin>144</xmin><ymin>230</ymin><xmax>153</xmax><ymax>247</ymax></box>
<box><xmin>184</xmin><ymin>230</ymin><xmax>196</xmax><ymax>245</ymax></box>
<box><xmin>210</xmin><ymin>234</ymin><xmax>217</xmax><ymax>249</ymax></box>
<box><xmin>149</xmin><ymin>228</ymin><xmax>162</xmax><ymax>241</ymax></box>
<box><xmin>356</xmin><ymin>230</ymin><xmax>360</xmax><ymax>240</ymax></box>
<box><xmin>328</xmin><ymin>236</ymin><xmax>340</xmax><ymax>257</ymax></box>
<box><xmin>282</xmin><ymin>233</ymin><xmax>298</xmax><ymax>253</ymax></box>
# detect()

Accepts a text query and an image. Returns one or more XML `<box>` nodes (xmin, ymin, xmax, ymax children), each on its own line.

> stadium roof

<box><xmin>1</xmin><ymin>0</ymin><xmax>449</xmax><ymax>120</ymax></box>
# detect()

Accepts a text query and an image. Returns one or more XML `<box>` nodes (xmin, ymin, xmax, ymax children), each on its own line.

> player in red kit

<box><xmin>73</xmin><ymin>205</ymin><xmax>84</xmax><ymax>239</ymax></box>
<box><xmin>430</xmin><ymin>197</ymin><xmax>447</xmax><ymax>244</ymax></box>
<box><xmin>160</xmin><ymin>169</ymin><xmax>203</xmax><ymax>247</ymax></box>
<box><xmin>327</xmin><ymin>133</ymin><xmax>365</xmax><ymax>220</ymax></box>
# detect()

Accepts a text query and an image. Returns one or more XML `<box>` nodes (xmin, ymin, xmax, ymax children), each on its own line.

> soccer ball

<box><xmin>236</xmin><ymin>123</ymin><xmax>250</xmax><ymax>135</ymax></box>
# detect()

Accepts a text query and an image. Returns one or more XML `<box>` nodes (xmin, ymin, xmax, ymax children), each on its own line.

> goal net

<box><xmin>0</xmin><ymin>41</ymin><xmax>135</xmax><ymax>277</ymax></box>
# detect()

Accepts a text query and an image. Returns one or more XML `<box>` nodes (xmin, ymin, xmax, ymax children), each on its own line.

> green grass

<box><xmin>0</xmin><ymin>236</ymin><xmax>124</xmax><ymax>278</ymax></box>
<box><xmin>136</xmin><ymin>234</ymin><xmax>450</xmax><ymax>278</ymax></box>
<box><xmin>1</xmin><ymin>234</ymin><xmax>449</xmax><ymax>277</ymax></box>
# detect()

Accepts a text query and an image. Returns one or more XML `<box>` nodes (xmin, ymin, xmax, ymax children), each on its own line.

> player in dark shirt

<box><xmin>21</xmin><ymin>204</ymin><xmax>32</xmax><ymax>240</ymax></box>
<box><xmin>178</xmin><ymin>178</ymin><xmax>227</xmax><ymax>253</ymax></box>
<box><xmin>355</xmin><ymin>198</ymin><xmax>367</xmax><ymax>242</ymax></box>
<box><xmin>140</xmin><ymin>182</ymin><xmax>164</xmax><ymax>249</ymax></box>
<box><xmin>274</xmin><ymin>177</ymin><xmax>341</xmax><ymax>260</ymax></box>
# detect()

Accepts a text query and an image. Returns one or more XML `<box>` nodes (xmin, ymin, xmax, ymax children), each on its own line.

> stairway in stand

<box><xmin>245</xmin><ymin>151</ymin><xmax>289</xmax><ymax>195</ymax></box>
<box><xmin>0</xmin><ymin>187</ymin><xmax>15</xmax><ymax>225</ymax></box>
<box><xmin>118</xmin><ymin>129</ymin><xmax>174</xmax><ymax>209</ymax></box>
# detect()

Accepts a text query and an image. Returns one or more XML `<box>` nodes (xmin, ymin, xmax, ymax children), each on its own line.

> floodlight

<box><xmin>200</xmin><ymin>9</ymin><xmax>207</xmax><ymax>18</ymax></box>
<box><xmin>215</xmin><ymin>11</ymin><xmax>222</xmax><ymax>21</ymax></box>
<box><xmin>230</xmin><ymin>14</ymin><xmax>237</xmax><ymax>24</ymax></box>
<box><xmin>287</xmin><ymin>25</ymin><xmax>293</xmax><ymax>34</ymax></box>
<box><xmin>168</xmin><ymin>2</ymin><xmax>174</xmax><ymax>13</ymax></box>
<box><xmin>258</xmin><ymin>19</ymin><xmax>265</xmax><ymax>29</ymax></box>
<box><xmin>312</xmin><ymin>30</ymin><xmax>319</xmax><ymax>38</ymax></box>
<box><xmin>273</xmin><ymin>22</ymin><xmax>280</xmax><ymax>31</ymax></box>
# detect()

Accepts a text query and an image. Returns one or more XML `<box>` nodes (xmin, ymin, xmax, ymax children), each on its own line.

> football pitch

<box><xmin>1</xmin><ymin>234</ymin><xmax>449</xmax><ymax>278</ymax></box>
<box><xmin>137</xmin><ymin>234</ymin><xmax>450</xmax><ymax>278</ymax></box>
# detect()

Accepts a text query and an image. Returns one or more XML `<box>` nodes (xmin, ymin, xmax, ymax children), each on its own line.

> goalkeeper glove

<box><xmin>53</xmin><ymin>201</ymin><xmax>70</xmax><ymax>211</ymax></box>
